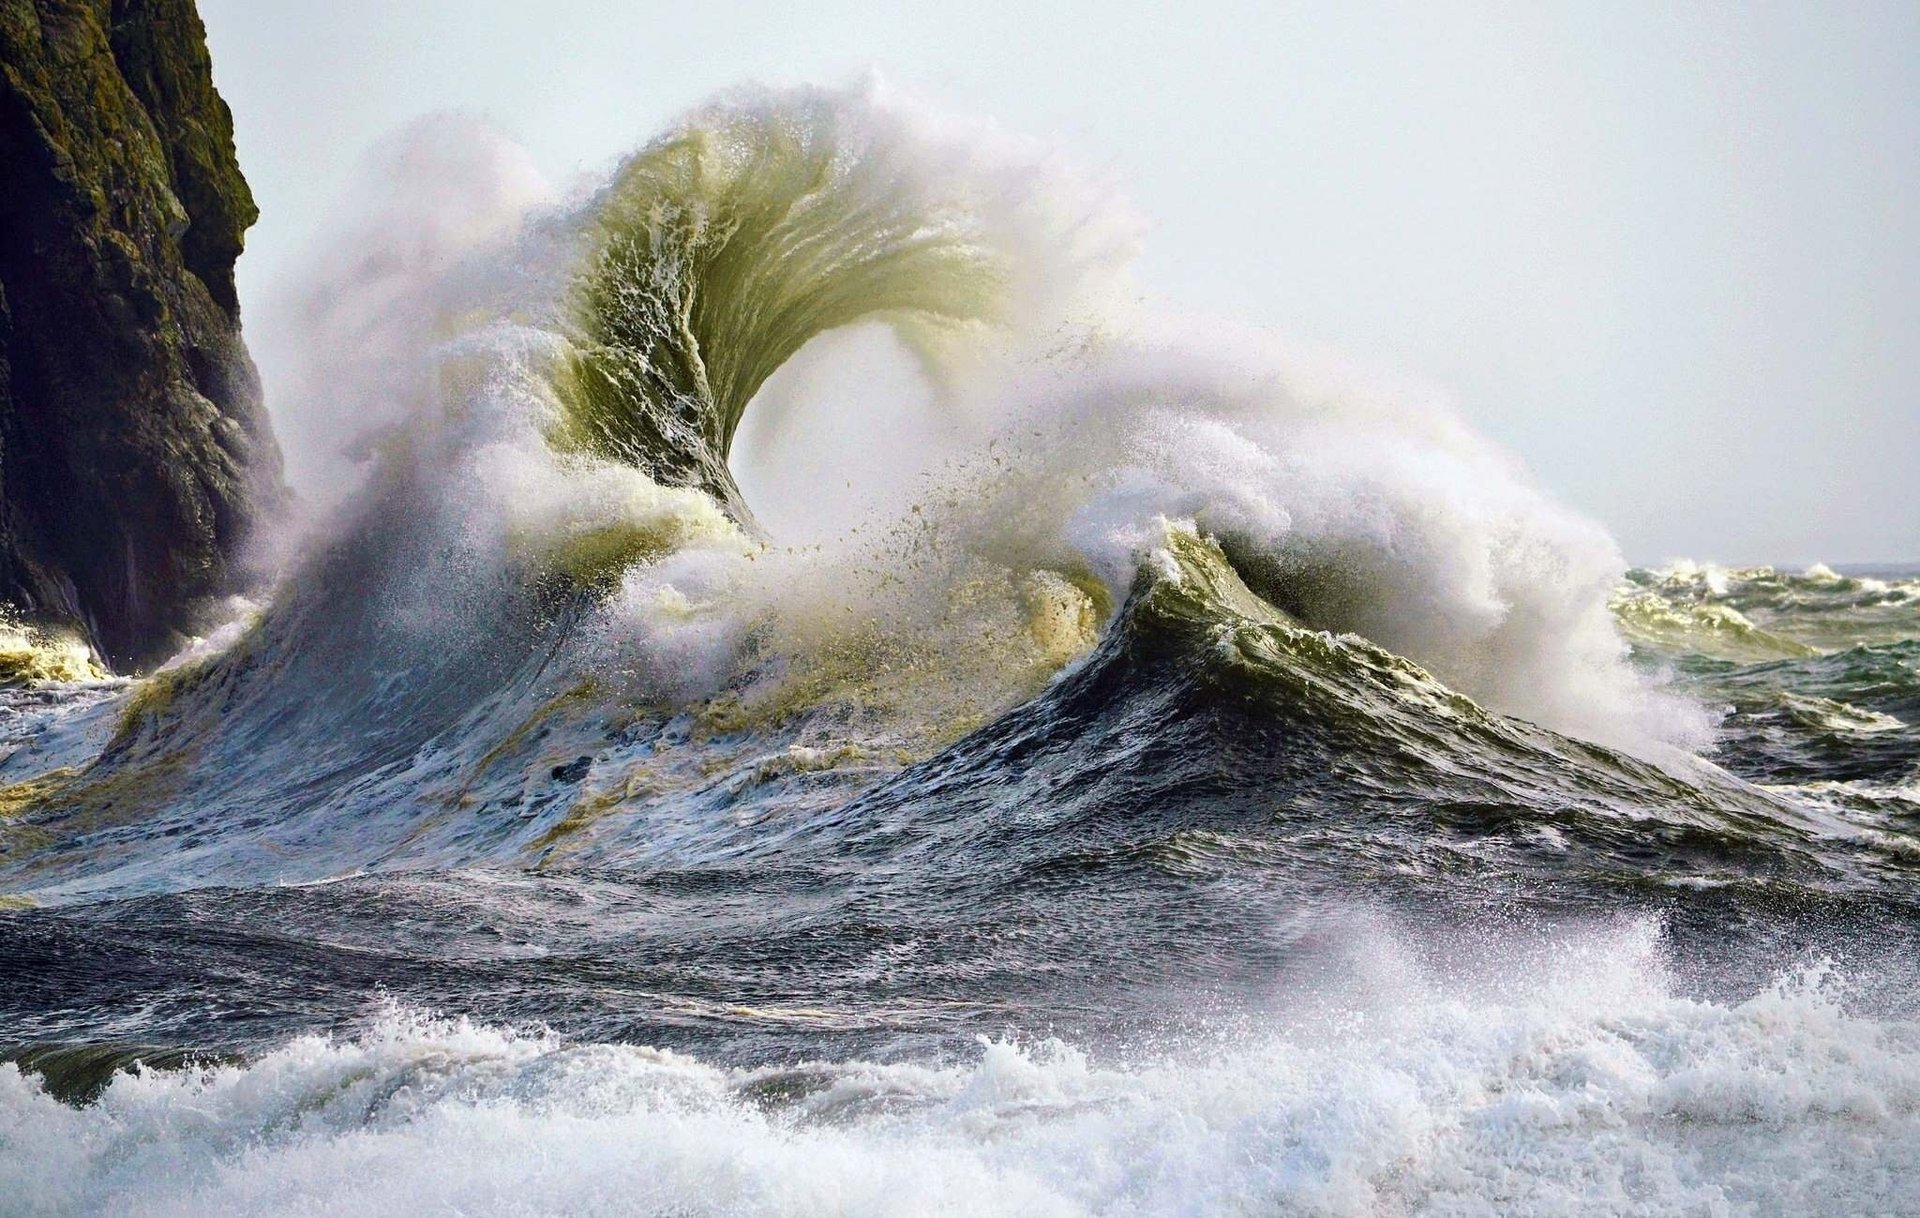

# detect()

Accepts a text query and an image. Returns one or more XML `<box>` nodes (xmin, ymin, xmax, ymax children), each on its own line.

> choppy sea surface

<box><xmin>3</xmin><ymin>84</ymin><xmax>1917</xmax><ymax>1217</ymax></box>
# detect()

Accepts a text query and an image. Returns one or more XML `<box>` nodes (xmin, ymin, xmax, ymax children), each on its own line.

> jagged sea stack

<box><xmin>0</xmin><ymin>0</ymin><xmax>282</xmax><ymax>670</ymax></box>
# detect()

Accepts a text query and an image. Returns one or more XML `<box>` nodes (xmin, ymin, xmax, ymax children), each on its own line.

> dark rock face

<box><xmin>0</xmin><ymin>0</ymin><xmax>282</xmax><ymax>670</ymax></box>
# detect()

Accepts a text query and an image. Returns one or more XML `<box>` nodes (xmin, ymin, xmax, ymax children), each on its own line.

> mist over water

<box><xmin>4</xmin><ymin>82</ymin><xmax>1920</xmax><ymax>1216</ymax></box>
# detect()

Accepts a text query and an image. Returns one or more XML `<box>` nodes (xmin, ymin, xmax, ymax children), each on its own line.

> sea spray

<box><xmin>3</xmin><ymin>79</ymin><xmax>1919</xmax><ymax>1217</ymax></box>
<box><xmin>0</xmin><ymin>80</ymin><xmax>1823</xmax><ymax>898</ymax></box>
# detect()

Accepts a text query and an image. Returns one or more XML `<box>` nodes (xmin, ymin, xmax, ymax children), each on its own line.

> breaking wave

<box><xmin>5</xmin><ymin>80</ymin><xmax>1920</xmax><ymax>1218</ymax></box>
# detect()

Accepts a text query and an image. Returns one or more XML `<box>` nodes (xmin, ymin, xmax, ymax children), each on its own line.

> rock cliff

<box><xmin>0</xmin><ymin>0</ymin><xmax>281</xmax><ymax>670</ymax></box>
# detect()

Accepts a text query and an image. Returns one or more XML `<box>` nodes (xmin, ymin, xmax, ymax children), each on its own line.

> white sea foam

<box><xmin>6</xmin><ymin>918</ymin><xmax>1917</xmax><ymax>1217</ymax></box>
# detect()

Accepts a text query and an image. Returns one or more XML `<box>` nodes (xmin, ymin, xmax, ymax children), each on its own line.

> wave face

<box><xmin>555</xmin><ymin>95</ymin><xmax>1014</xmax><ymax>517</ymax></box>
<box><xmin>4</xmin><ymin>84</ymin><xmax>1920</xmax><ymax>1216</ymax></box>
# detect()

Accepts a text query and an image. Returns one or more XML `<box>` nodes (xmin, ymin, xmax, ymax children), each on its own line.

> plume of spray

<box><xmin>924</xmin><ymin>322</ymin><xmax>1714</xmax><ymax>754</ymax></box>
<box><xmin>247</xmin><ymin>114</ymin><xmax>559</xmax><ymax>519</ymax></box>
<box><xmin>238</xmin><ymin>78</ymin><xmax>1706</xmax><ymax>762</ymax></box>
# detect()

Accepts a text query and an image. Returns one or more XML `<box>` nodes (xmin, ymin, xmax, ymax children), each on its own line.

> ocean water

<box><xmin>2</xmin><ymin>84</ymin><xmax>1918</xmax><ymax>1217</ymax></box>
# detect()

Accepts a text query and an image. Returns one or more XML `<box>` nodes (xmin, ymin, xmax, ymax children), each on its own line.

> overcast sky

<box><xmin>200</xmin><ymin>0</ymin><xmax>1919</xmax><ymax>564</ymax></box>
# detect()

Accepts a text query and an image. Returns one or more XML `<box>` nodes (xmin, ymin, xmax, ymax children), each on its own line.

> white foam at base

<box><xmin>7</xmin><ymin>919</ymin><xmax>1918</xmax><ymax>1218</ymax></box>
